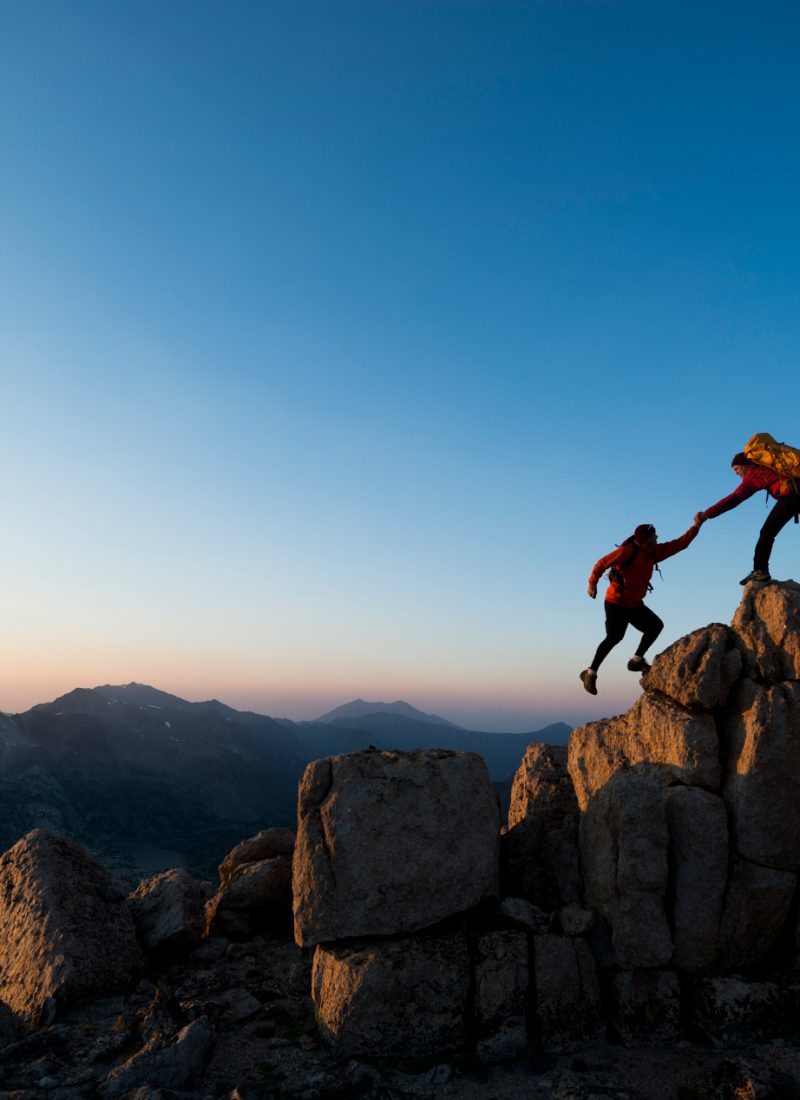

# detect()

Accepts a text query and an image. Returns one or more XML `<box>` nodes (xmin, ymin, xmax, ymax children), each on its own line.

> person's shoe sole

<box><xmin>739</xmin><ymin>571</ymin><xmax>772</xmax><ymax>585</ymax></box>
<box><xmin>579</xmin><ymin>670</ymin><xmax>598</xmax><ymax>696</ymax></box>
<box><xmin>626</xmin><ymin>659</ymin><xmax>651</xmax><ymax>673</ymax></box>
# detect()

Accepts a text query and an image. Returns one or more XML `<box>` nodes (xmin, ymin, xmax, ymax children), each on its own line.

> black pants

<box><xmin>754</xmin><ymin>491</ymin><xmax>800</xmax><ymax>571</ymax></box>
<box><xmin>590</xmin><ymin>601</ymin><xmax>664</xmax><ymax>671</ymax></box>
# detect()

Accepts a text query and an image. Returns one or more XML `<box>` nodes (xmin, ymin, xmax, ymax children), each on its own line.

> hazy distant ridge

<box><xmin>314</xmin><ymin>698</ymin><xmax>462</xmax><ymax>728</ymax></box>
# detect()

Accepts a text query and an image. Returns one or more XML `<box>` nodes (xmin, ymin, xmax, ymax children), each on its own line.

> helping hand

<box><xmin>588</xmin><ymin>583</ymin><xmax>597</xmax><ymax>599</ymax></box>
<box><xmin>693</xmin><ymin>512</ymin><xmax>707</xmax><ymax>527</ymax></box>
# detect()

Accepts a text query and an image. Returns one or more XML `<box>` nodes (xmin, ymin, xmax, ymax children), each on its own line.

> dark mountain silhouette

<box><xmin>0</xmin><ymin>684</ymin><xmax>571</xmax><ymax>883</ymax></box>
<box><xmin>314</xmin><ymin>698</ymin><xmax>462</xmax><ymax>728</ymax></box>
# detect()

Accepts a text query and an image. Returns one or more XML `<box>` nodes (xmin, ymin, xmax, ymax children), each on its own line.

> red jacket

<box><xmin>704</xmin><ymin>465</ymin><xmax>794</xmax><ymax>518</ymax></box>
<box><xmin>589</xmin><ymin>526</ymin><xmax>699</xmax><ymax>608</ymax></box>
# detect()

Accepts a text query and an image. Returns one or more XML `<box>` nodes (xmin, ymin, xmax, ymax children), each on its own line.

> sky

<box><xmin>1</xmin><ymin>1</ymin><xmax>799</xmax><ymax>731</ymax></box>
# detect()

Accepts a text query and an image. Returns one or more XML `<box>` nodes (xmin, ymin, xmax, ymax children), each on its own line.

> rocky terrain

<box><xmin>3</xmin><ymin>582</ymin><xmax>800</xmax><ymax>1097</ymax></box>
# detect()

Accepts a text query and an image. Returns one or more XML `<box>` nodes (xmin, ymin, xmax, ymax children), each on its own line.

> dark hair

<box><xmin>634</xmin><ymin>523</ymin><xmax>656</xmax><ymax>545</ymax></box>
<box><xmin>731</xmin><ymin>452</ymin><xmax>751</xmax><ymax>467</ymax></box>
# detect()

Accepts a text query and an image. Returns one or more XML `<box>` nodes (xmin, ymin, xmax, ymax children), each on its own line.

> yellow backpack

<box><xmin>744</xmin><ymin>432</ymin><xmax>800</xmax><ymax>489</ymax></box>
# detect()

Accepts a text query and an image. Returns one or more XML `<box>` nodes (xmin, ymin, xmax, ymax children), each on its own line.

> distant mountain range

<box><xmin>0</xmin><ymin>683</ymin><xmax>570</xmax><ymax>883</ymax></box>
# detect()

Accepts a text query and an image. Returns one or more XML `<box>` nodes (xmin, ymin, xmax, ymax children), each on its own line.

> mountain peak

<box><xmin>313</xmin><ymin>699</ymin><xmax>462</xmax><ymax>729</ymax></box>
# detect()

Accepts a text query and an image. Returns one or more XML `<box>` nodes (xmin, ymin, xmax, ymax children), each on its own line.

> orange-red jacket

<box><xmin>589</xmin><ymin>525</ymin><xmax>699</xmax><ymax>608</ymax></box>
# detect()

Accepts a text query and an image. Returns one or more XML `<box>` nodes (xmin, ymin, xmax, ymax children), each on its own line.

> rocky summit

<box><xmin>4</xmin><ymin>584</ymin><xmax>800</xmax><ymax>1098</ymax></box>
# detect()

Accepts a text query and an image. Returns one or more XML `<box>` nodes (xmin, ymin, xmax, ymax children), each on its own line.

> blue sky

<box><xmin>1</xmin><ymin>1</ymin><xmax>799</xmax><ymax>730</ymax></box>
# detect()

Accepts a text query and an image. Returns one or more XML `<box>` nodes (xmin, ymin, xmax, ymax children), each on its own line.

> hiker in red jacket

<box><xmin>695</xmin><ymin>452</ymin><xmax>800</xmax><ymax>585</ymax></box>
<box><xmin>579</xmin><ymin>518</ymin><xmax>705</xmax><ymax>695</ymax></box>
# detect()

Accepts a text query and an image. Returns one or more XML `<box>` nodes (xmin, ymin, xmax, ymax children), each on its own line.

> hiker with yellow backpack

<box><xmin>695</xmin><ymin>433</ymin><xmax>800</xmax><ymax>585</ymax></box>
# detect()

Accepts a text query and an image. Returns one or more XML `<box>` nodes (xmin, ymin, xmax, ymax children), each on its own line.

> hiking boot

<box><xmin>627</xmin><ymin>655</ymin><xmax>651</xmax><ymax>673</ymax></box>
<box><xmin>579</xmin><ymin>669</ymin><xmax>598</xmax><ymax>695</ymax></box>
<box><xmin>739</xmin><ymin>569</ymin><xmax>771</xmax><ymax>586</ymax></box>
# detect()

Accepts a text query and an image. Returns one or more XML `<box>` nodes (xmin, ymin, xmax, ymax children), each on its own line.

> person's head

<box><xmin>731</xmin><ymin>452</ymin><xmax>751</xmax><ymax>479</ymax></box>
<box><xmin>634</xmin><ymin>523</ymin><xmax>657</xmax><ymax>548</ymax></box>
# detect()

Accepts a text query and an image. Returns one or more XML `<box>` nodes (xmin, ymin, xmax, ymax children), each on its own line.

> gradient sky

<box><xmin>1</xmin><ymin>1</ymin><xmax>799</xmax><ymax>731</ymax></box>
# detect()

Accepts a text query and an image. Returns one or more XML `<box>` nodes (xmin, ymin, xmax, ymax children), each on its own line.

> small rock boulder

<box><xmin>646</xmin><ymin>624</ymin><xmax>741</xmax><ymax>710</ymax></box>
<box><xmin>218</xmin><ymin>828</ymin><xmax>295</xmax><ymax>888</ymax></box>
<box><xmin>0</xmin><ymin>830</ymin><xmax>143</xmax><ymax>1025</ymax></box>
<box><xmin>100</xmin><ymin>1016</ymin><xmax>214</xmax><ymax>1098</ymax></box>
<box><xmin>128</xmin><ymin>869</ymin><xmax>212</xmax><ymax>957</ymax></box>
<box><xmin>293</xmin><ymin>749</ymin><xmax>500</xmax><ymax>946</ymax></box>
<box><xmin>205</xmin><ymin>856</ymin><xmax>293</xmax><ymax>939</ymax></box>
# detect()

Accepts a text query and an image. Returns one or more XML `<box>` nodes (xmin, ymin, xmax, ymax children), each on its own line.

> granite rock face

<box><xmin>579</xmin><ymin>771</ymin><xmax>672</xmax><ymax>969</ymax></box>
<box><xmin>721</xmin><ymin>679</ymin><xmax>800</xmax><ymax>871</ymax></box>
<box><xmin>715</xmin><ymin>858</ymin><xmax>796</xmax><ymax>970</ymax></box>
<box><xmin>665</xmin><ymin>786</ymin><xmax>728</xmax><ymax>972</ymax></box>
<box><xmin>501</xmin><ymin>742</ymin><xmax>581</xmax><ymax>909</ymax></box>
<box><xmin>568</xmin><ymin>693</ymin><xmax>719</xmax><ymax>811</ymax></box>
<box><xmin>0</xmin><ymin>830</ymin><xmax>142</xmax><ymax>1025</ymax></box>
<box><xmin>531</xmin><ymin>933</ymin><xmax>603</xmax><ymax>1050</ymax></box>
<box><xmin>645</xmin><ymin>624</ymin><xmax>741</xmax><ymax>710</ymax></box>
<box><xmin>293</xmin><ymin>748</ymin><xmax>500</xmax><ymax>946</ymax></box>
<box><xmin>311</xmin><ymin>931</ymin><xmax>471</xmax><ymax>1057</ymax></box>
<box><xmin>733</xmin><ymin>579</ymin><xmax>800</xmax><ymax>682</ymax></box>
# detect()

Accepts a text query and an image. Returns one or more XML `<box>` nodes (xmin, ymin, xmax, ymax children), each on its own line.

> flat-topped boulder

<box><xmin>293</xmin><ymin>748</ymin><xmax>500</xmax><ymax>946</ymax></box>
<box><xmin>0</xmin><ymin>830</ymin><xmax>142</xmax><ymax>1025</ymax></box>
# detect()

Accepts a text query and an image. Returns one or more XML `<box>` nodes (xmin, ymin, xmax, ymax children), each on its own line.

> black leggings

<box><xmin>590</xmin><ymin>601</ymin><xmax>664</xmax><ymax>671</ymax></box>
<box><xmin>754</xmin><ymin>492</ymin><xmax>800</xmax><ymax>571</ymax></box>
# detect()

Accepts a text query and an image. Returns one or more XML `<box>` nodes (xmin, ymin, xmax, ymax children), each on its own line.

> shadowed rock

<box><xmin>218</xmin><ymin>827</ymin><xmax>296</xmax><ymax>888</ymax></box>
<box><xmin>609</xmin><ymin>969</ymin><xmax>682</xmax><ymax>1045</ymax></box>
<box><xmin>293</xmin><ymin>748</ymin><xmax>500</xmax><ymax>946</ymax></box>
<box><xmin>100</xmin><ymin>1016</ymin><xmax>213</xmax><ymax>1098</ymax></box>
<box><xmin>580</xmin><ymin>771</ymin><xmax>672</xmax><ymax>969</ymax></box>
<box><xmin>502</xmin><ymin>743</ymin><xmax>581</xmax><ymax>910</ymax></box>
<box><xmin>716</xmin><ymin>858</ymin><xmax>796</xmax><ymax>969</ymax></box>
<box><xmin>474</xmin><ymin>930</ymin><xmax>529</xmax><ymax>1063</ymax></box>
<box><xmin>312</xmin><ymin>931</ymin><xmax>470</xmax><ymax>1057</ymax></box>
<box><xmin>531</xmin><ymin>933</ymin><xmax>602</xmax><ymax>1051</ymax></box>
<box><xmin>128</xmin><ymin>869</ymin><xmax>213</xmax><ymax>956</ymax></box>
<box><xmin>0</xmin><ymin>830</ymin><xmax>142</xmax><ymax>1025</ymax></box>
<box><xmin>665</xmin><ymin>786</ymin><xmax>728</xmax><ymax>972</ymax></box>
<box><xmin>720</xmin><ymin>679</ymin><xmax>800</xmax><ymax>871</ymax></box>
<box><xmin>205</xmin><ymin>856</ymin><xmax>293</xmax><ymax>939</ymax></box>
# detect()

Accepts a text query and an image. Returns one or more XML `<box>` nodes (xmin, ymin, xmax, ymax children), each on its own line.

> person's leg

<box><xmin>589</xmin><ymin>602</ymin><xmax>630</xmax><ymax>670</ymax></box>
<box><xmin>627</xmin><ymin>603</ymin><xmax>664</xmax><ymax>658</ymax></box>
<box><xmin>753</xmin><ymin>493</ymin><xmax>800</xmax><ymax>571</ymax></box>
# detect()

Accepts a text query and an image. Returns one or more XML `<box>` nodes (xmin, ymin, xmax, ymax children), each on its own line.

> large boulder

<box><xmin>0</xmin><ymin>831</ymin><xmax>142</xmax><ymax>1025</ymax></box>
<box><xmin>579</xmin><ymin>771</ymin><xmax>672</xmax><ymax>969</ymax></box>
<box><xmin>645</xmin><ymin>624</ymin><xmax>741</xmax><ymax>710</ymax></box>
<box><xmin>501</xmin><ymin>743</ymin><xmax>581</xmax><ymax>909</ymax></box>
<box><xmin>568</xmin><ymin>693</ymin><xmax>719</xmax><ymax>811</ymax></box>
<box><xmin>716</xmin><ymin>858</ymin><xmax>796</xmax><ymax>969</ymax></box>
<box><xmin>686</xmin><ymin>976</ymin><xmax>800</xmax><ymax>1044</ymax></box>
<box><xmin>205</xmin><ymin>856</ymin><xmax>293</xmax><ymax>939</ymax></box>
<box><xmin>733</xmin><ymin>580</ymin><xmax>800</xmax><ymax>683</ymax></box>
<box><xmin>293</xmin><ymin>749</ymin><xmax>500</xmax><ymax>946</ymax></box>
<box><xmin>312</xmin><ymin>931</ymin><xmax>470</xmax><ymax>1057</ymax></box>
<box><xmin>720</xmin><ymin>679</ymin><xmax>800</xmax><ymax>870</ymax></box>
<box><xmin>128</xmin><ymin>869</ymin><xmax>212</xmax><ymax>956</ymax></box>
<box><xmin>665</xmin><ymin>786</ymin><xmax>728</xmax><ymax>972</ymax></box>
<box><xmin>531</xmin><ymin>933</ymin><xmax>602</xmax><ymax>1051</ymax></box>
<box><xmin>218</xmin><ymin>828</ymin><xmax>295</xmax><ymax>888</ymax></box>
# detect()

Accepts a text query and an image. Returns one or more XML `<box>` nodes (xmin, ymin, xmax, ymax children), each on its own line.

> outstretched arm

<box><xmin>653</xmin><ymin>524</ymin><xmax>700</xmax><ymax>563</ymax></box>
